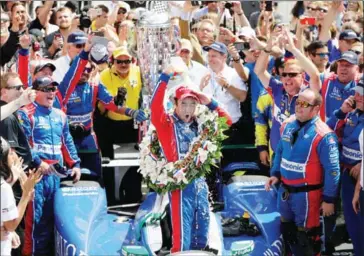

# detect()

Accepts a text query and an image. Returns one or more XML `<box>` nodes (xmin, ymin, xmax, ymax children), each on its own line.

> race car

<box><xmin>54</xmin><ymin>162</ymin><xmax>283</xmax><ymax>255</ymax></box>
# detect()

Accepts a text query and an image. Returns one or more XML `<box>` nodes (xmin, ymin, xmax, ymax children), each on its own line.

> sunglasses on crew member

<box><xmin>75</xmin><ymin>44</ymin><xmax>85</xmax><ymax>49</ymax></box>
<box><xmin>312</xmin><ymin>52</ymin><xmax>330</xmax><ymax>58</ymax></box>
<box><xmin>115</xmin><ymin>59</ymin><xmax>132</xmax><ymax>65</ymax></box>
<box><xmin>118</xmin><ymin>8</ymin><xmax>127</xmax><ymax>14</ymax></box>
<box><xmin>38</xmin><ymin>86</ymin><xmax>57</xmax><ymax>93</ymax></box>
<box><xmin>6</xmin><ymin>85</ymin><xmax>23</xmax><ymax>91</ymax></box>
<box><xmin>295</xmin><ymin>99</ymin><xmax>316</xmax><ymax>108</ymax></box>
<box><xmin>281</xmin><ymin>72</ymin><xmax>300</xmax><ymax>78</ymax></box>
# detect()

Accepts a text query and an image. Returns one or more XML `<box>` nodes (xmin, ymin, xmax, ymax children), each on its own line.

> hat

<box><xmin>118</xmin><ymin>2</ymin><xmax>131</xmax><ymax>13</ymax></box>
<box><xmin>237</xmin><ymin>27</ymin><xmax>256</xmax><ymax>39</ymax></box>
<box><xmin>112</xmin><ymin>47</ymin><xmax>131</xmax><ymax>58</ymax></box>
<box><xmin>180</xmin><ymin>39</ymin><xmax>193</xmax><ymax>52</ymax></box>
<box><xmin>203</xmin><ymin>42</ymin><xmax>228</xmax><ymax>55</ymax></box>
<box><xmin>339</xmin><ymin>30</ymin><xmax>360</xmax><ymax>41</ymax></box>
<box><xmin>355</xmin><ymin>76</ymin><xmax>364</xmax><ymax>95</ymax></box>
<box><xmin>337</xmin><ymin>51</ymin><xmax>359</xmax><ymax>65</ymax></box>
<box><xmin>34</xmin><ymin>63</ymin><xmax>56</xmax><ymax>75</ymax></box>
<box><xmin>67</xmin><ymin>31</ymin><xmax>87</xmax><ymax>44</ymax></box>
<box><xmin>91</xmin><ymin>44</ymin><xmax>109</xmax><ymax>64</ymax></box>
<box><xmin>175</xmin><ymin>86</ymin><xmax>200</xmax><ymax>103</ymax></box>
<box><xmin>32</xmin><ymin>76</ymin><xmax>59</xmax><ymax>90</ymax></box>
<box><xmin>29</xmin><ymin>29</ymin><xmax>43</xmax><ymax>42</ymax></box>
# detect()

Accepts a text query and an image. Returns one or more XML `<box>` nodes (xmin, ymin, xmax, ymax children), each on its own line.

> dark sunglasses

<box><xmin>115</xmin><ymin>59</ymin><xmax>132</xmax><ymax>65</ymax></box>
<box><xmin>6</xmin><ymin>85</ymin><xmax>23</xmax><ymax>91</ymax></box>
<box><xmin>282</xmin><ymin>72</ymin><xmax>300</xmax><ymax>78</ymax></box>
<box><xmin>84</xmin><ymin>66</ymin><xmax>95</xmax><ymax>74</ymax></box>
<box><xmin>306</xmin><ymin>6</ymin><xmax>316</xmax><ymax>11</ymax></box>
<box><xmin>317</xmin><ymin>8</ymin><xmax>328</xmax><ymax>13</ymax></box>
<box><xmin>312</xmin><ymin>52</ymin><xmax>329</xmax><ymax>58</ymax></box>
<box><xmin>75</xmin><ymin>44</ymin><xmax>85</xmax><ymax>49</ymax></box>
<box><xmin>349</xmin><ymin>49</ymin><xmax>362</xmax><ymax>55</ymax></box>
<box><xmin>295</xmin><ymin>99</ymin><xmax>316</xmax><ymax>108</ymax></box>
<box><xmin>118</xmin><ymin>8</ymin><xmax>127</xmax><ymax>14</ymax></box>
<box><xmin>38</xmin><ymin>87</ymin><xmax>57</xmax><ymax>93</ymax></box>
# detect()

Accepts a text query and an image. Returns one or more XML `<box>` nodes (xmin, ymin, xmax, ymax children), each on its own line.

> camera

<box><xmin>234</xmin><ymin>42</ymin><xmax>250</xmax><ymax>51</ymax></box>
<box><xmin>80</xmin><ymin>11</ymin><xmax>91</xmax><ymax>28</ymax></box>
<box><xmin>114</xmin><ymin>87</ymin><xmax>128</xmax><ymax>106</ymax></box>
<box><xmin>265</xmin><ymin>1</ymin><xmax>273</xmax><ymax>11</ymax></box>
<box><xmin>225</xmin><ymin>2</ymin><xmax>233</xmax><ymax>9</ymax></box>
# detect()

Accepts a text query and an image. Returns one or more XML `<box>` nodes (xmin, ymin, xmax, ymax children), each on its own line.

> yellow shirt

<box><xmin>98</xmin><ymin>65</ymin><xmax>142</xmax><ymax>121</ymax></box>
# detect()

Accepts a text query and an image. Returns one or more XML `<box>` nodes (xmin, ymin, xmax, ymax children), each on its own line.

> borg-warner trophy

<box><xmin>136</xmin><ymin>4</ymin><xmax>179</xmax><ymax>95</ymax></box>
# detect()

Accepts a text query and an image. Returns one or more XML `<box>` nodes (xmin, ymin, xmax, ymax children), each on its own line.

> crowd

<box><xmin>0</xmin><ymin>0</ymin><xmax>363</xmax><ymax>255</ymax></box>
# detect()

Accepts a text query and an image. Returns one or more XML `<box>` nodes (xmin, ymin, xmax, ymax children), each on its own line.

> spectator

<box><xmin>1</xmin><ymin>137</ymin><xmax>41</xmax><ymax>256</ymax></box>
<box><xmin>200</xmin><ymin>42</ymin><xmax>247</xmax><ymax>125</ymax></box>
<box><xmin>29</xmin><ymin>1</ymin><xmax>56</xmax><ymax>36</ymax></box>
<box><xmin>111</xmin><ymin>1</ymin><xmax>130</xmax><ymax>33</ymax></box>
<box><xmin>18</xmin><ymin>76</ymin><xmax>81</xmax><ymax>256</ymax></box>
<box><xmin>249</xmin><ymin>1</ymin><xmax>282</xmax><ymax>30</ymax></box>
<box><xmin>306</xmin><ymin>41</ymin><xmax>330</xmax><ymax>81</ymax></box>
<box><xmin>44</xmin><ymin>7</ymin><xmax>73</xmax><ymax>58</ymax></box>
<box><xmin>94</xmin><ymin>47</ymin><xmax>143</xmax><ymax>204</ymax></box>
<box><xmin>265</xmin><ymin>88</ymin><xmax>340</xmax><ymax>256</ymax></box>
<box><xmin>10</xmin><ymin>2</ymin><xmax>28</xmax><ymax>33</ymax></box>
<box><xmin>327</xmin><ymin>79</ymin><xmax>364</xmax><ymax>256</ymax></box>
<box><xmin>52</xmin><ymin>31</ymin><xmax>87</xmax><ymax>83</ymax></box>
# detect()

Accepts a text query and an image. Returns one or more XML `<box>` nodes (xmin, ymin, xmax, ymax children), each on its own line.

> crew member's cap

<box><xmin>339</xmin><ymin>30</ymin><xmax>360</xmax><ymax>41</ymax></box>
<box><xmin>337</xmin><ymin>51</ymin><xmax>359</xmax><ymax>65</ymax></box>
<box><xmin>175</xmin><ymin>86</ymin><xmax>200</xmax><ymax>103</ymax></box>
<box><xmin>112</xmin><ymin>47</ymin><xmax>132</xmax><ymax>58</ymax></box>
<box><xmin>32</xmin><ymin>76</ymin><xmax>59</xmax><ymax>90</ymax></box>
<box><xmin>67</xmin><ymin>31</ymin><xmax>87</xmax><ymax>44</ymax></box>
<box><xmin>91</xmin><ymin>44</ymin><xmax>109</xmax><ymax>64</ymax></box>
<box><xmin>203</xmin><ymin>42</ymin><xmax>228</xmax><ymax>55</ymax></box>
<box><xmin>34</xmin><ymin>63</ymin><xmax>56</xmax><ymax>75</ymax></box>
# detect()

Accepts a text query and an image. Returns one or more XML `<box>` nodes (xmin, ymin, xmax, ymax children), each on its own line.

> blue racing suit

<box><xmin>150</xmin><ymin>74</ymin><xmax>232</xmax><ymax>252</ymax></box>
<box><xmin>328</xmin><ymin>109</ymin><xmax>364</xmax><ymax>256</ymax></box>
<box><xmin>60</xmin><ymin>51</ymin><xmax>126</xmax><ymax>176</ymax></box>
<box><xmin>17</xmin><ymin>103</ymin><xmax>80</xmax><ymax>256</ymax></box>
<box><xmin>271</xmin><ymin>116</ymin><xmax>340</xmax><ymax>255</ymax></box>
<box><xmin>320</xmin><ymin>73</ymin><xmax>357</xmax><ymax>122</ymax></box>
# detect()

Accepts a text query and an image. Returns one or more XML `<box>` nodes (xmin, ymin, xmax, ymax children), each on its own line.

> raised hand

<box><xmin>18</xmin><ymin>88</ymin><xmax>36</xmax><ymax>106</ymax></box>
<box><xmin>19</xmin><ymin>34</ymin><xmax>31</xmax><ymax>49</ymax></box>
<box><xmin>21</xmin><ymin>169</ymin><xmax>43</xmax><ymax>199</ymax></box>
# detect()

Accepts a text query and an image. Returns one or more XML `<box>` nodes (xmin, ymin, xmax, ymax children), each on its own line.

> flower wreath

<box><xmin>139</xmin><ymin>105</ymin><xmax>229</xmax><ymax>194</ymax></box>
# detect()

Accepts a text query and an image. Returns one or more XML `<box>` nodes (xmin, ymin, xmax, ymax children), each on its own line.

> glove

<box><xmin>125</xmin><ymin>108</ymin><xmax>148</xmax><ymax>122</ymax></box>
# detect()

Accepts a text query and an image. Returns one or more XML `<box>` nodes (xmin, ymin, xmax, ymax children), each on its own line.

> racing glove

<box><xmin>125</xmin><ymin>108</ymin><xmax>148</xmax><ymax>122</ymax></box>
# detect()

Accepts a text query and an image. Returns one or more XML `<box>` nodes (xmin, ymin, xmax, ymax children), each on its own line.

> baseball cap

<box><xmin>203</xmin><ymin>42</ymin><xmax>228</xmax><ymax>55</ymax></box>
<box><xmin>237</xmin><ymin>27</ymin><xmax>256</xmax><ymax>39</ymax></box>
<box><xmin>118</xmin><ymin>2</ymin><xmax>131</xmax><ymax>13</ymax></box>
<box><xmin>339</xmin><ymin>30</ymin><xmax>360</xmax><ymax>41</ymax></box>
<box><xmin>34</xmin><ymin>63</ymin><xmax>56</xmax><ymax>75</ymax></box>
<box><xmin>355</xmin><ymin>76</ymin><xmax>364</xmax><ymax>95</ymax></box>
<box><xmin>67</xmin><ymin>31</ymin><xmax>87</xmax><ymax>44</ymax></box>
<box><xmin>32</xmin><ymin>76</ymin><xmax>59</xmax><ymax>90</ymax></box>
<box><xmin>337</xmin><ymin>51</ymin><xmax>359</xmax><ymax>65</ymax></box>
<box><xmin>112</xmin><ymin>47</ymin><xmax>131</xmax><ymax>59</ymax></box>
<box><xmin>175</xmin><ymin>86</ymin><xmax>200</xmax><ymax>103</ymax></box>
<box><xmin>90</xmin><ymin>44</ymin><xmax>109</xmax><ymax>64</ymax></box>
<box><xmin>180</xmin><ymin>39</ymin><xmax>193</xmax><ymax>52</ymax></box>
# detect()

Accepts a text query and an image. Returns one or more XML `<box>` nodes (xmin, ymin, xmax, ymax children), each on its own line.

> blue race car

<box><xmin>54</xmin><ymin>163</ymin><xmax>283</xmax><ymax>255</ymax></box>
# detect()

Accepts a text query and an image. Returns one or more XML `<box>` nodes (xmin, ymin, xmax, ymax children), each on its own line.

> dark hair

<box><xmin>96</xmin><ymin>4</ymin><xmax>109</xmax><ymax>14</ymax></box>
<box><xmin>306</xmin><ymin>41</ymin><xmax>328</xmax><ymax>55</ymax></box>
<box><xmin>0</xmin><ymin>138</ymin><xmax>13</xmax><ymax>184</ymax></box>
<box><xmin>11</xmin><ymin>2</ymin><xmax>25</xmax><ymax>13</ymax></box>
<box><xmin>291</xmin><ymin>1</ymin><xmax>305</xmax><ymax>19</ymax></box>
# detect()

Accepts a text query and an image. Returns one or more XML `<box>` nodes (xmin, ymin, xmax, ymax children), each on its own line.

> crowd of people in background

<box><xmin>0</xmin><ymin>0</ymin><xmax>363</xmax><ymax>255</ymax></box>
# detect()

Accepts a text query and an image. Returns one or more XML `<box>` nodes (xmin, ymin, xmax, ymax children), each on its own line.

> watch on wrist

<box><xmin>263</xmin><ymin>48</ymin><xmax>272</xmax><ymax>54</ymax></box>
<box><xmin>233</xmin><ymin>57</ymin><xmax>241</xmax><ymax>63</ymax></box>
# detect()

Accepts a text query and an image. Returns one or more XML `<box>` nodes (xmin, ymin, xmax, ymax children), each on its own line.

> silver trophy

<box><xmin>136</xmin><ymin>2</ymin><xmax>179</xmax><ymax>95</ymax></box>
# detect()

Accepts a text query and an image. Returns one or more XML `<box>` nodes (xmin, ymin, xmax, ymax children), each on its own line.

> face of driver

<box><xmin>175</xmin><ymin>97</ymin><xmax>198</xmax><ymax>123</ymax></box>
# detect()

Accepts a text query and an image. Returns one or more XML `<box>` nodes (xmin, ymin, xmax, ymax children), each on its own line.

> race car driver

<box><xmin>150</xmin><ymin>65</ymin><xmax>232</xmax><ymax>253</ymax></box>
<box><xmin>17</xmin><ymin>76</ymin><xmax>81</xmax><ymax>256</ymax></box>
<box><xmin>327</xmin><ymin>77</ymin><xmax>364</xmax><ymax>256</ymax></box>
<box><xmin>265</xmin><ymin>88</ymin><xmax>341</xmax><ymax>255</ymax></box>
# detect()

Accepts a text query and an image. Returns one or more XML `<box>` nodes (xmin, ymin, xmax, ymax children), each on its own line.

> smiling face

<box><xmin>281</xmin><ymin>62</ymin><xmax>304</xmax><ymax>96</ymax></box>
<box><xmin>35</xmin><ymin>86</ymin><xmax>57</xmax><ymax>108</ymax></box>
<box><xmin>337</xmin><ymin>60</ymin><xmax>358</xmax><ymax>84</ymax></box>
<box><xmin>175</xmin><ymin>97</ymin><xmax>198</xmax><ymax>123</ymax></box>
